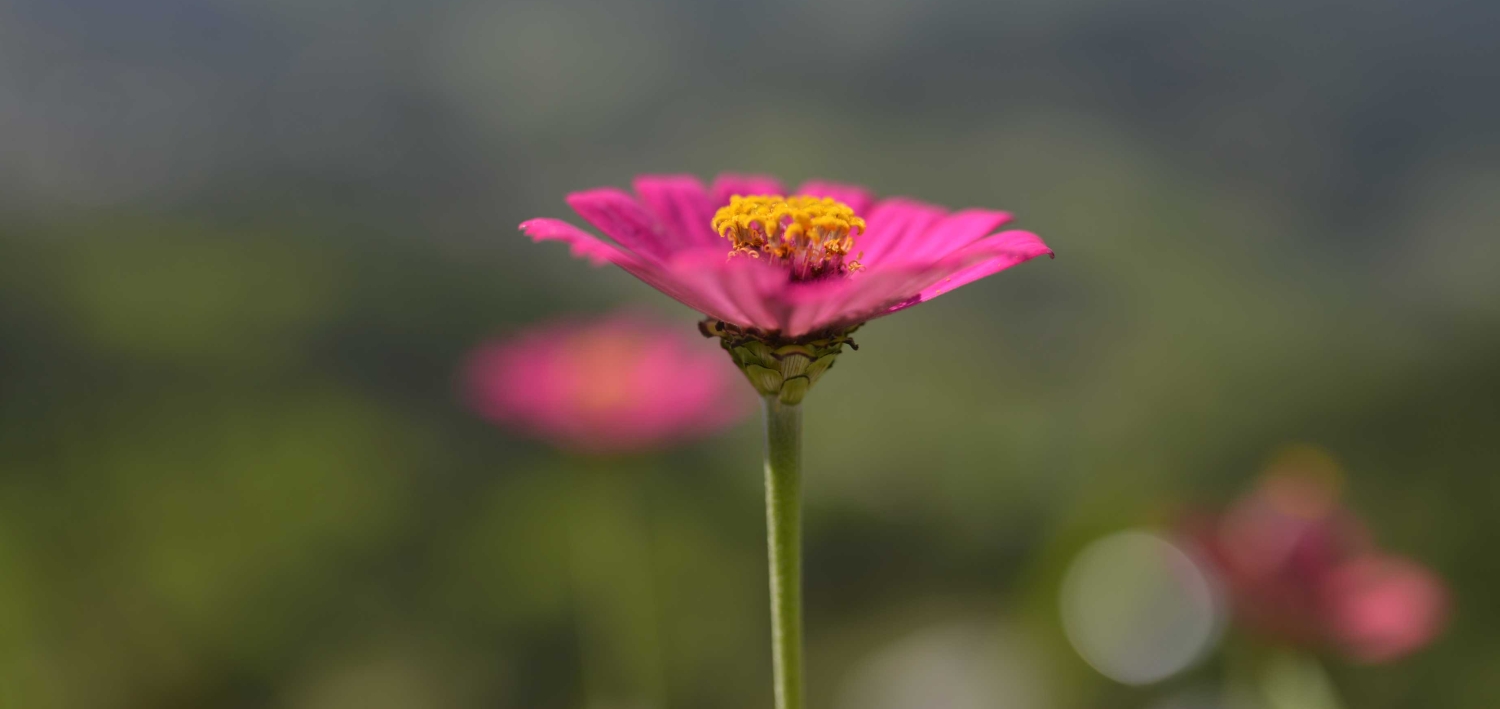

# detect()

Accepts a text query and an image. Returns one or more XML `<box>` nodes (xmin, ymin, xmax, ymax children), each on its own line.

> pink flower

<box><xmin>1201</xmin><ymin>468</ymin><xmax>1371</xmax><ymax>646</ymax></box>
<box><xmin>1190</xmin><ymin>451</ymin><xmax>1449</xmax><ymax>663</ymax></box>
<box><xmin>462</xmin><ymin>312</ymin><xmax>753</xmax><ymax>455</ymax></box>
<box><xmin>519</xmin><ymin>174</ymin><xmax>1052</xmax><ymax>338</ymax></box>
<box><xmin>1322</xmin><ymin>555</ymin><xmax>1449</xmax><ymax>664</ymax></box>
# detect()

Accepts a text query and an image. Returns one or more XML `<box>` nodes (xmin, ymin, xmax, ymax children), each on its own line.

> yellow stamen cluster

<box><xmin>711</xmin><ymin>195</ymin><xmax>866</xmax><ymax>280</ymax></box>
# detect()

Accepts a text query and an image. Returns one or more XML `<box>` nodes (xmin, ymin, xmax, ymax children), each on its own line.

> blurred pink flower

<box><xmin>520</xmin><ymin>174</ymin><xmax>1052</xmax><ymax>338</ymax></box>
<box><xmin>462</xmin><ymin>312</ymin><xmax>753</xmax><ymax>455</ymax></box>
<box><xmin>1191</xmin><ymin>448</ymin><xmax>1448</xmax><ymax>663</ymax></box>
<box><xmin>1322</xmin><ymin>554</ymin><xmax>1449</xmax><ymax>664</ymax></box>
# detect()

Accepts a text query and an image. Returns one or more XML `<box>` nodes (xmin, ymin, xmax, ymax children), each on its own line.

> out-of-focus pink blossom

<box><xmin>1203</xmin><ymin>466</ymin><xmax>1369</xmax><ymax>645</ymax></box>
<box><xmin>1322</xmin><ymin>554</ymin><xmax>1449</xmax><ymax>664</ymax></box>
<box><xmin>1191</xmin><ymin>447</ymin><xmax>1448</xmax><ymax>663</ymax></box>
<box><xmin>462</xmin><ymin>312</ymin><xmax>753</xmax><ymax>455</ymax></box>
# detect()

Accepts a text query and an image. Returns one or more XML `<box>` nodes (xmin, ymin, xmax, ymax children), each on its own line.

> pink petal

<box><xmin>633</xmin><ymin>174</ymin><xmax>721</xmax><ymax>249</ymax></box>
<box><xmin>795</xmin><ymin>180</ymin><xmax>876</xmax><ymax>215</ymax></box>
<box><xmin>903</xmin><ymin>208</ymin><xmax>1014</xmax><ymax>261</ymax></box>
<box><xmin>896</xmin><ymin>230</ymin><xmax>1054</xmax><ymax>310</ymax></box>
<box><xmin>566</xmin><ymin>188</ymin><xmax>674</xmax><ymax>259</ymax></box>
<box><xmin>651</xmin><ymin>233</ymin><xmax>1034</xmax><ymax>337</ymax></box>
<box><xmin>660</xmin><ymin>250</ymin><xmax>789</xmax><ymax>332</ymax></box>
<box><xmin>519</xmin><ymin>218</ymin><xmax>630</xmax><ymax>266</ymax></box>
<box><xmin>856</xmin><ymin>198</ymin><xmax>949</xmax><ymax>265</ymax></box>
<box><xmin>715</xmin><ymin>265</ymin><xmax>790</xmax><ymax>331</ymax></box>
<box><xmin>777</xmin><ymin>247</ymin><xmax>991</xmax><ymax>335</ymax></box>
<box><xmin>518</xmin><ymin>218</ymin><xmax>750</xmax><ymax>326</ymax></box>
<box><xmin>841</xmin><ymin>248</ymin><xmax>1002</xmax><ymax>318</ymax></box>
<box><xmin>783</xmin><ymin>278</ymin><xmax>864</xmax><ymax>336</ymax></box>
<box><xmin>614</xmin><ymin>249</ymin><xmax>748</xmax><ymax>325</ymax></box>
<box><xmin>710</xmin><ymin>173</ymin><xmax>786</xmax><ymax>205</ymax></box>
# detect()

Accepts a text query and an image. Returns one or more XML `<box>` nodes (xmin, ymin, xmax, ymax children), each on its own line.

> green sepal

<box><xmin>701</xmin><ymin>319</ymin><xmax>860</xmax><ymax>405</ymax></box>
<box><xmin>744</xmin><ymin>364</ymin><xmax>785</xmax><ymax>397</ymax></box>
<box><xmin>779</xmin><ymin>376</ymin><xmax>811</xmax><ymax>405</ymax></box>
<box><xmin>805</xmin><ymin>354</ymin><xmax>837</xmax><ymax>385</ymax></box>
<box><xmin>779</xmin><ymin>354</ymin><xmax>811</xmax><ymax>379</ymax></box>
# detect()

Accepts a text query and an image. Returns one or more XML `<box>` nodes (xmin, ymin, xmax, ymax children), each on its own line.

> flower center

<box><xmin>711</xmin><ymin>195</ymin><xmax>866</xmax><ymax>281</ymax></box>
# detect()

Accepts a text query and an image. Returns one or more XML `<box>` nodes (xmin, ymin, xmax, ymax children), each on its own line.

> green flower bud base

<box><xmin>699</xmin><ymin>320</ymin><xmax>861</xmax><ymax>405</ymax></box>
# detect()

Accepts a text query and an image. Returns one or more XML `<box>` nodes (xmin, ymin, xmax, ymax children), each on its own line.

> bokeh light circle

<box><xmin>835</xmin><ymin>621</ymin><xmax>1052</xmax><ymax>709</ymax></box>
<box><xmin>1060</xmin><ymin>530</ymin><xmax>1225</xmax><ymax>685</ymax></box>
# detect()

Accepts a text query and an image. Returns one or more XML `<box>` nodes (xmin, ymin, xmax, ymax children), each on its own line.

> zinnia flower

<box><xmin>520</xmin><ymin>173</ymin><xmax>1053</xmax><ymax>709</ymax></box>
<box><xmin>1191</xmin><ymin>449</ymin><xmax>1448</xmax><ymax>664</ymax></box>
<box><xmin>520</xmin><ymin>173</ymin><xmax>1052</xmax><ymax>403</ymax></box>
<box><xmin>462</xmin><ymin>311</ymin><xmax>752</xmax><ymax>455</ymax></box>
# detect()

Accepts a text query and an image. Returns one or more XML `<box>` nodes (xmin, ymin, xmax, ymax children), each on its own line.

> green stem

<box><xmin>762</xmin><ymin>397</ymin><xmax>804</xmax><ymax>709</ymax></box>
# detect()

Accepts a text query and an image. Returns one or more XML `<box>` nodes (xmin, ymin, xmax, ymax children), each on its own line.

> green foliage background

<box><xmin>1</xmin><ymin>1</ymin><xmax>1497</xmax><ymax>706</ymax></box>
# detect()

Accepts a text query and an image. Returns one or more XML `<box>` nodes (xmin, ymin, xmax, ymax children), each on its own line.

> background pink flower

<box><xmin>1322</xmin><ymin>554</ymin><xmax>1449</xmax><ymax>664</ymax></box>
<box><xmin>1191</xmin><ymin>450</ymin><xmax>1449</xmax><ymax>663</ymax></box>
<box><xmin>462</xmin><ymin>312</ymin><xmax>753</xmax><ymax>455</ymax></box>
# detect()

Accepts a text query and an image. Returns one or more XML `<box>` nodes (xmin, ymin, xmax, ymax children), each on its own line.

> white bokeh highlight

<box><xmin>836</xmin><ymin>620</ymin><xmax>1052</xmax><ymax>709</ymax></box>
<box><xmin>1060</xmin><ymin>530</ymin><xmax>1225</xmax><ymax>685</ymax></box>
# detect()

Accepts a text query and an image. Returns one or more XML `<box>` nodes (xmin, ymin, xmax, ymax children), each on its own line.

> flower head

<box><xmin>520</xmin><ymin>173</ymin><xmax>1052</xmax><ymax>401</ymax></box>
<box><xmin>462</xmin><ymin>312</ymin><xmax>753</xmax><ymax>455</ymax></box>
<box><xmin>1189</xmin><ymin>447</ymin><xmax>1448</xmax><ymax>663</ymax></box>
<box><xmin>521</xmin><ymin>174</ymin><xmax>1051</xmax><ymax>335</ymax></box>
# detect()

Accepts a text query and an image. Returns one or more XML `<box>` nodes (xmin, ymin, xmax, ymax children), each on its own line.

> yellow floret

<box><xmin>711</xmin><ymin>195</ymin><xmax>865</xmax><ymax>264</ymax></box>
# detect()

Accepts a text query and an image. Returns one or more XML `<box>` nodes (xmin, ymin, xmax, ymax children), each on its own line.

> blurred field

<box><xmin>1</xmin><ymin>1</ymin><xmax>1498</xmax><ymax>707</ymax></box>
